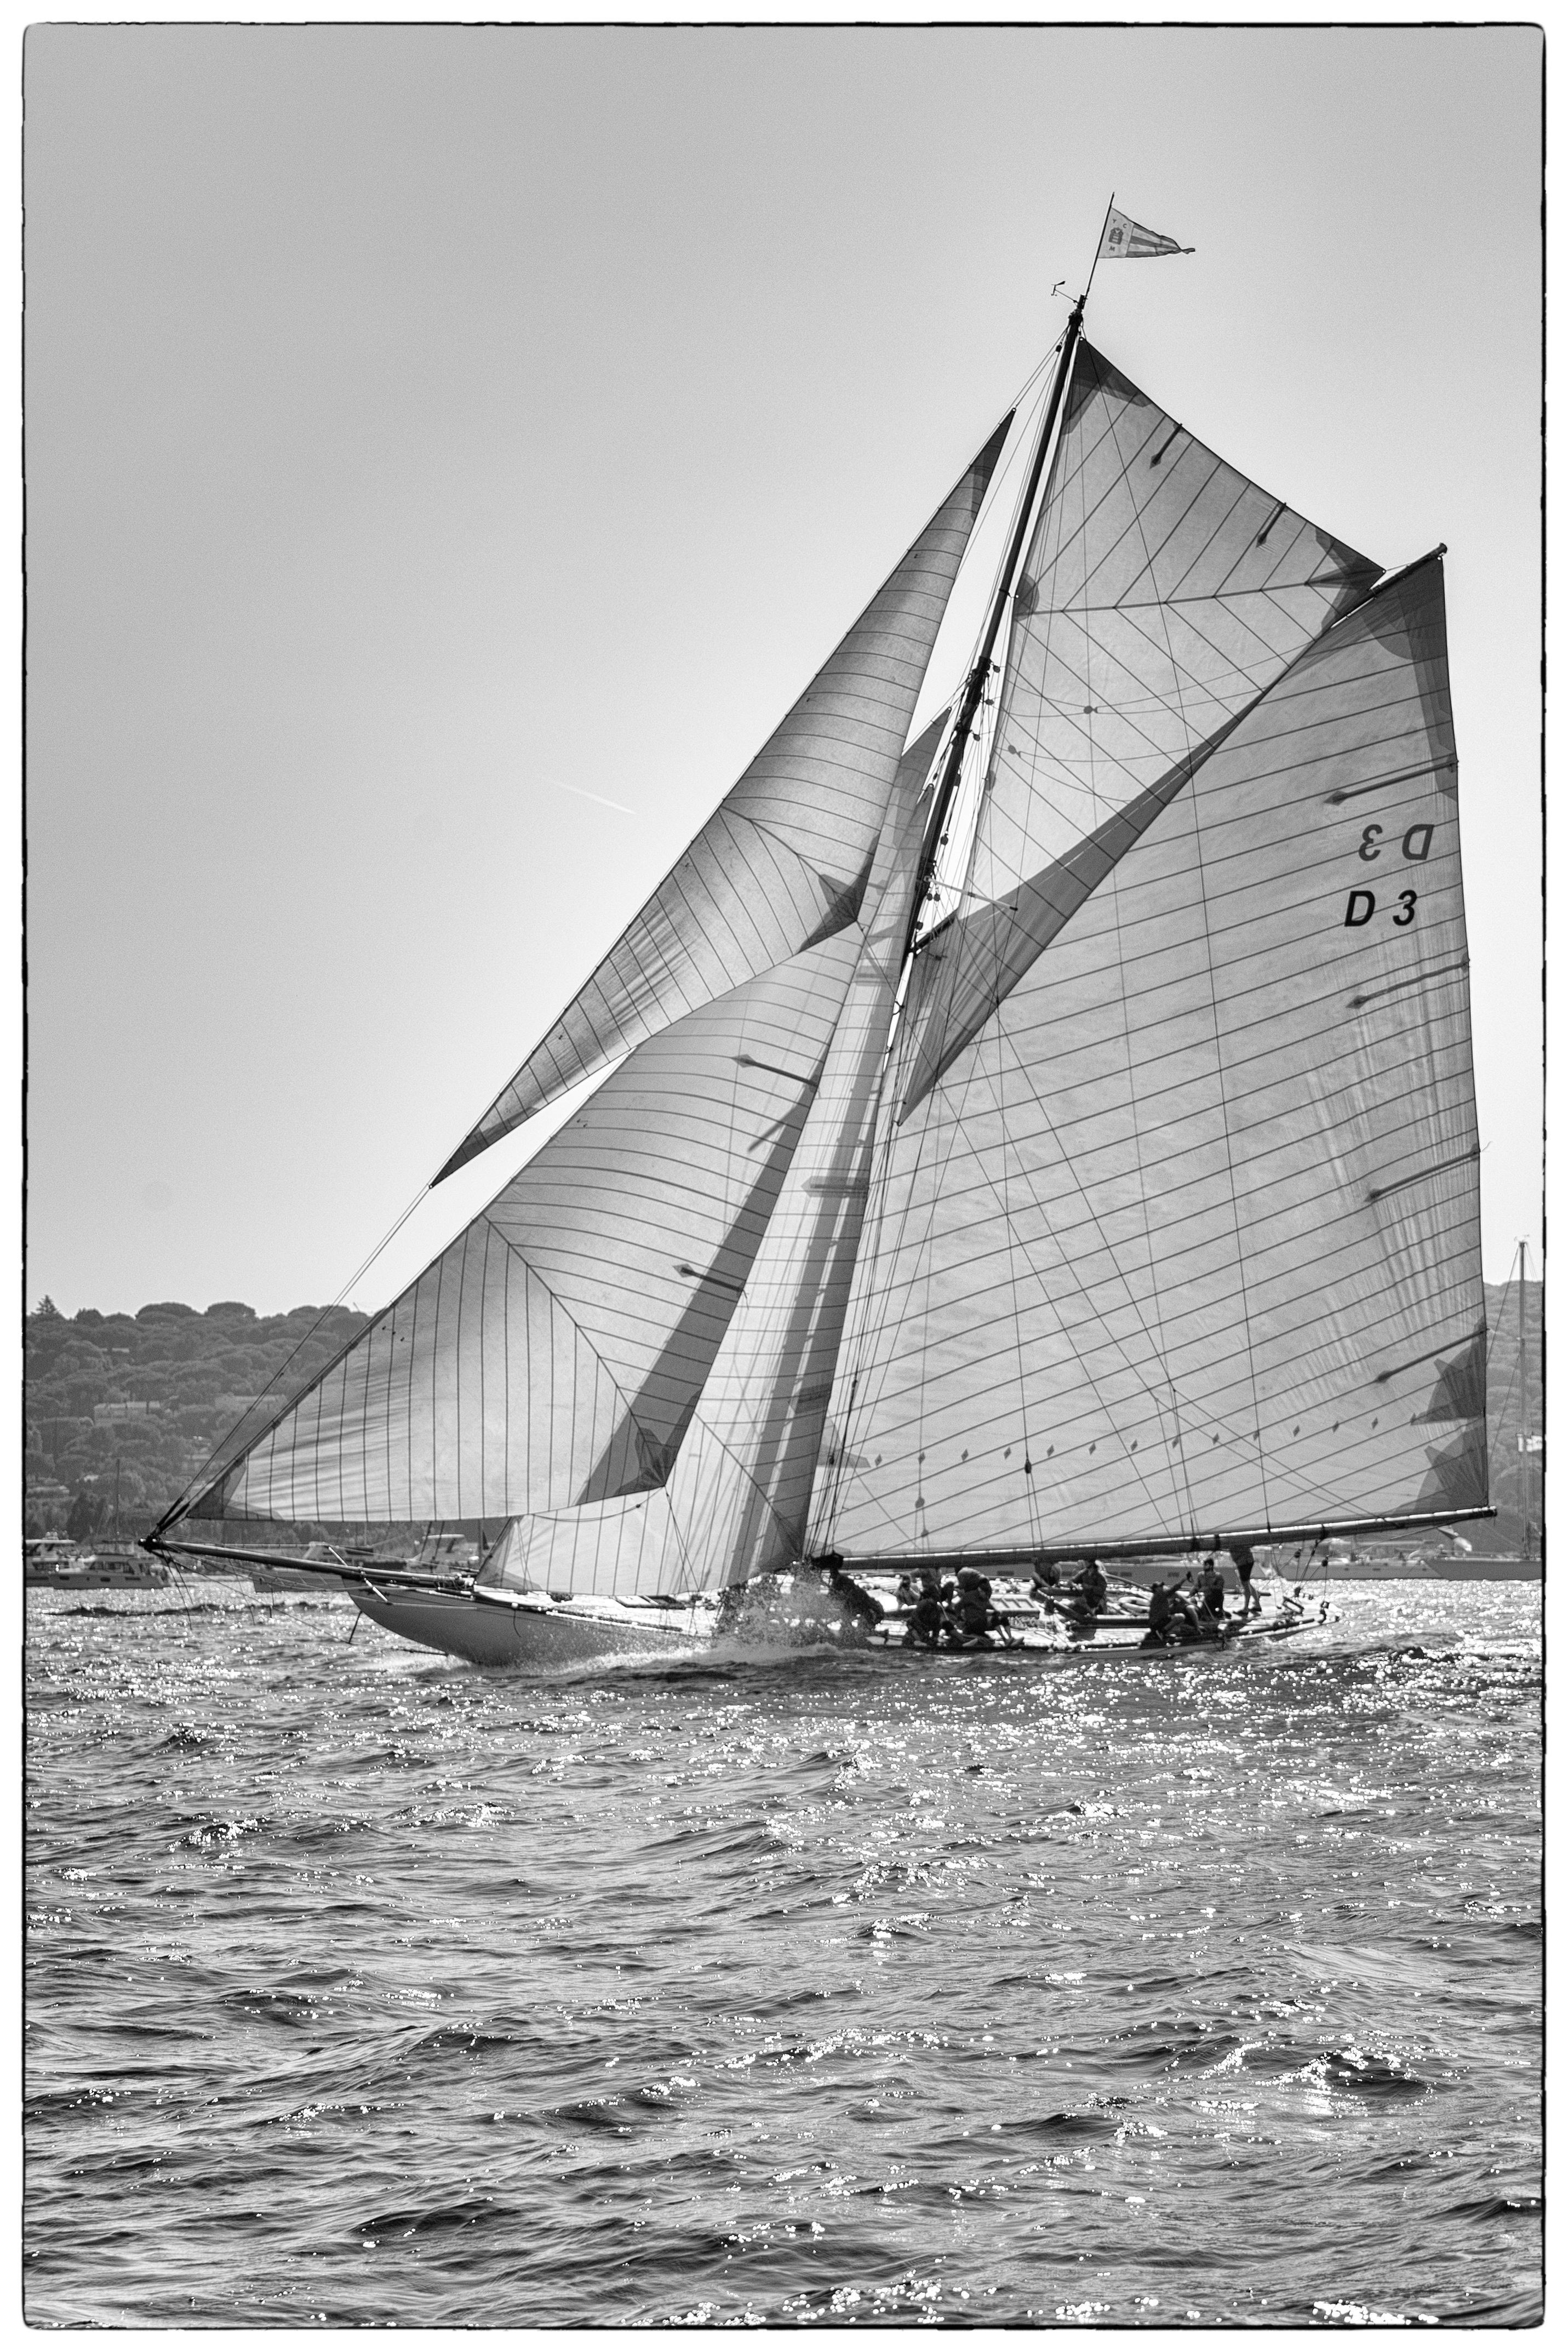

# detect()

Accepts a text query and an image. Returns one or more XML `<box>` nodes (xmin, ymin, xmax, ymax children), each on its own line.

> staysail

<box><xmin>812</xmin><ymin>549</ymin><xmax>1484</xmax><ymax>1558</ymax></box>
<box><xmin>191</xmin><ymin>934</ymin><xmax>866</xmax><ymax>1525</ymax></box>
<box><xmin>434</xmin><ymin>416</ymin><xmax>1012</xmax><ymax>1181</ymax></box>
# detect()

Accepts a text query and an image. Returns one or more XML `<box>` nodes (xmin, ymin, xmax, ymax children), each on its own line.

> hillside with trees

<box><xmin>24</xmin><ymin>1298</ymin><xmax>368</xmax><ymax>1537</ymax></box>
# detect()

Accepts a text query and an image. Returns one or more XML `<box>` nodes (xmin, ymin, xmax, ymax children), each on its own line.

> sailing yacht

<box><xmin>148</xmin><ymin>220</ymin><xmax>1491</xmax><ymax>1664</ymax></box>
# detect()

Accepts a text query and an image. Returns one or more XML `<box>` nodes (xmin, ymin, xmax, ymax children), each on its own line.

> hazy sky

<box><xmin>25</xmin><ymin>22</ymin><xmax>1542</xmax><ymax>1314</ymax></box>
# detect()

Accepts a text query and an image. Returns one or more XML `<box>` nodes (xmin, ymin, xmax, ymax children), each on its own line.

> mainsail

<box><xmin>434</xmin><ymin>416</ymin><xmax>1012</xmax><ymax>1181</ymax></box>
<box><xmin>812</xmin><ymin>546</ymin><xmax>1484</xmax><ymax>1558</ymax></box>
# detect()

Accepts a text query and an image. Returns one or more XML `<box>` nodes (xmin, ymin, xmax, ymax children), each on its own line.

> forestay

<box><xmin>812</xmin><ymin>551</ymin><xmax>1484</xmax><ymax>1559</ymax></box>
<box><xmin>434</xmin><ymin>417</ymin><xmax>1011</xmax><ymax>1181</ymax></box>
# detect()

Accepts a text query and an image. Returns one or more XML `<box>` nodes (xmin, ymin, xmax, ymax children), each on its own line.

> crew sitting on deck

<box><xmin>1066</xmin><ymin>1557</ymin><xmax>1108</xmax><ymax>1619</ymax></box>
<box><xmin>902</xmin><ymin>1578</ymin><xmax>948</xmax><ymax>1648</ymax></box>
<box><xmin>1028</xmin><ymin>1556</ymin><xmax>1062</xmax><ymax>1610</ymax></box>
<box><xmin>1167</xmin><ymin>1571</ymin><xmax>1209</xmax><ymax>1640</ymax></box>
<box><xmin>947</xmin><ymin>1567</ymin><xmax>1009</xmax><ymax>1648</ymax></box>
<box><xmin>1199</xmin><ymin>1555</ymin><xmax>1227</xmax><ymax>1622</ymax></box>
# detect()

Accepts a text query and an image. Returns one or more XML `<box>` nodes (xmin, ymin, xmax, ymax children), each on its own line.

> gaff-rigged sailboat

<box><xmin>148</xmin><ymin>213</ymin><xmax>1492</xmax><ymax>1663</ymax></box>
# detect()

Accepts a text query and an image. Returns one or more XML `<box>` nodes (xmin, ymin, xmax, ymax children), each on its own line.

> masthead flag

<box><xmin>1098</xmin><ymin>207</ymin><xmax>1194</xmax><ymax>260</ymax></box>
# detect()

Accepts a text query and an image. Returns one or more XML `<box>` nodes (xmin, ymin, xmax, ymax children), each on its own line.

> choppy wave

<box><xmin>25</xmin><ymin>1578</ymin><xmax>1541</xmax><ymax>2326</ymax></box>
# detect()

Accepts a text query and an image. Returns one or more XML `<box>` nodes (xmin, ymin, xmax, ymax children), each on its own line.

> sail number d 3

<box><xmin>1345</xmin><ymin>888</ymin><xmax>1418</xmax><ymax>928</ymax></box>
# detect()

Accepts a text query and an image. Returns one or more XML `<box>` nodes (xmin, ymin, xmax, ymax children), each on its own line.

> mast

<box><xmin>906</xmin><ymin>295</ymin><xmax>1087</xmax><ymax>952</ymax></box>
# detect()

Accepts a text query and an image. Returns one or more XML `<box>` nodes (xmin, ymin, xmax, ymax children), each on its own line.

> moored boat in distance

<box><xmin>26</xmin><ymin>1535</ymin><xmax>170</xmax><ymax>1592</ymax></box>
<box><xmin>147</xmin><ymin>202</ymin><xmax>1494</xmax><ymax>1664</ymax></box>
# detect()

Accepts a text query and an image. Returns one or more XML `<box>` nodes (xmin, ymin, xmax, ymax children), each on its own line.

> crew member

<box><xmin>1029</xmin><ymin>1557</ymin><xmax>1062</xmax><ymax>1608</ymax></box>
<box><xmin>1072</xmin><ymin>1557</ymin><xmax>1108</xmax><ymax>1616</ymax></box>
<box><xmin>1229</xmin><ymin>1544</ymin><xmax>1261</xmax><ymax>1617</ymax></box>
<box><xmin>948</xmin><ymin>1567</ymin><xmax>1007</xmax><ymax>1648</ymax></box>
<box><xmin>1145</xmin><ymin>1577</ymin><xmax>1182</xmax><ymax>1646</ymax></box>
<box><xmin>821</xmin><ymin>1554</ymin><xmax>884</xmax><ymax>1630</ymax></box>
<box><xmin>903</xmin><ymin>1583</ymin><xmax>947</xmax><ymax>1648</ymax></box>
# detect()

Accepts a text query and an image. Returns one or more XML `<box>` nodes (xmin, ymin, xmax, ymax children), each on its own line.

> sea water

<box><xmin>25</xmin><ymin>1580</ymin><xmax>1541</xmax><ymax>2327</ymax></box>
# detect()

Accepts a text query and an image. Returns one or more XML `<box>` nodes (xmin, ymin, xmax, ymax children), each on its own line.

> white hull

<box><xmin>352</xmin><ymin>1573</ymin><xmax>1320</xmax><ymax>1671</ymax></box>
<box><xmin>351</xmin><ymin>1586</ymin><xmax>719</xmax><ymax>1668</ymax></box>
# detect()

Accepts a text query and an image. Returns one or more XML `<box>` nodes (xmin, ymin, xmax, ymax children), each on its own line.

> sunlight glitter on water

<box><xmin>25</xmin><ymin>1579</ymin><xmax>1541</xmax><ymax>2325</ymax></box>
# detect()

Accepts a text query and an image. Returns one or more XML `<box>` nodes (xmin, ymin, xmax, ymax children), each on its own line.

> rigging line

<box><xmin>851</xmin><ymin>969</ymin><xmax>1186</xmax><ymax>1546</ymax></box>
<box><xmin>1086</xmin><ymin>790</ymin><xmax>1200</xmax><ymax>1527</ymax></box>
<box><xmin>977</xmin><ymin>1012</ymin><xmax>1203</xmax><ymax>1533</ymax></box>
<box><xmin>1103</xmin><ymin>384</ymin><xmax>1274</xmax><ymax>1522</ymax></box>
<box><xmin>914</xmin><ymin>1101</ymin><xmax>1480</xmax><ymax>1378</ymax></box>
<box><xmin>828</xmin><ymin>899</ymin><xmax>1006</xmax><ymax>1504</ymax></box>
<box><xmin>1001</xmin><ymin>960</ymin><xmax>1476</xmax><ymax>1133</ymax></box>
<box><xmin>823</xmin><ymin>336</ymin><xmax>1092</xmax><ymax>1510</ymax></box>
<box><xmin>808</xmin><ymin>904</ymin><xmax>919</xmax><ymax>1550</ymax></box>
<box><xmin>818</xmin><ymin>984</ymin><xmax>979</xmax><ymax>1538</ymax></box>
<box><xmin>952</xmin><ymin>350</ymin><xmax>1064</xmax><ymax>606</ymax></box>
<box><xmin>648</xmin><ymin>1466</ymin><xmax>703</xmax><ymax>1596</ymax></box>
<box><xmin>151</xmin><ymin>1177</ymin><xmax>436</xmax><ymax>1534</ymax></box>
<box><xmin>1016</xmin><ymin>588</ymin><xmax>1287</xmax><ymax>798</ymax></box>
<box><xmin>961</xmin><ymin>441</ymin><xmax>1181</xmax><ymax>1538</ymax></box>
<box><xmin>827</xmin><ymin>733</ymin><xmax>1019</xmax><ymax>1476</ymax></box>
<box><xmin>926</xmin><ymin>992</ymin><xmax>1474</xmax><ymax>1212</ymax></box>
<box><xmin>815</xmin><ymin>1006</ymin><xmax>935</xmax><ymax>1546</ymax></box>
<box><xmin>829</xmin><ymin>839</ymin><xmax>1068</xmax><ymax>1512</ymax></box>
<box><xmin>897</xmin><ymin>371</ymin><xmax>1063</xmax><ymax>874</ymax></box>
<box><xmin>1051</xmin><ymin>363</ymin><xmax>1197</xmax><ymax>1530</ymax></box>
<box><xmin>977</xmin><ymin>966</ymin><xmax>1475</xmax><ymax>1155</ymax></box>
<box><xmin>910</xmin><ymin>312</ymin><xmax>1086</xmax><ymax>953</ymax></box>
<box><xmin>683</xmin><ymin>1401</ymin><xmax>804</xmax><ymax>1580</ymax></box>
<box><xmin>950</xmin><ymin>1178</ymin><xmax>1481</xmax><ymax>1357</ymax></box>
<box><xmin>1027</xmin><ymin>400</ymin><xmax>1235</xmax><ymax>614</ymax></box>
<box><xmin>986</xmin><ymin>886</ymin><xmax>1043</xmax><ymax>1548</ymax></box>
<box><xmin>969</xmin><ymin>370</ymin><xmax>1200</xmax><ymax>1532</ymax></box>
